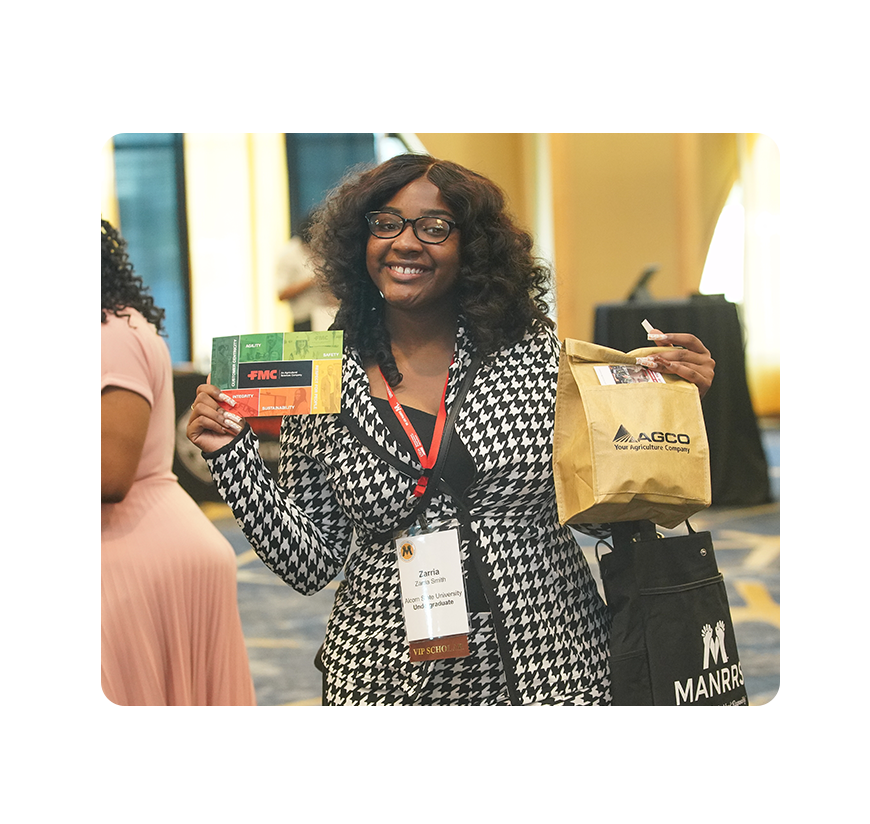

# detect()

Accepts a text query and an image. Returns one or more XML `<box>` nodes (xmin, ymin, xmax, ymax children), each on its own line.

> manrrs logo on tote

<box><xmin>674</xmin><ymin>621</ymin><xmax>746</xmax><ymax>706</ymax></box>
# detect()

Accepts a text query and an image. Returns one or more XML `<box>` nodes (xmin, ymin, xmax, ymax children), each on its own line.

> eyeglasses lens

<box><xmin>367</xmin><ymin>212</ymin><xmax>452</xmax><ymax>244</ymax></box>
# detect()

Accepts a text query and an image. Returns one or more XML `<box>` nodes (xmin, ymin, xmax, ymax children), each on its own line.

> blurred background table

<box><xmin>594</xmin><ymin>295</ymin><xmax>771</xmax><ymax>506</ymax></box>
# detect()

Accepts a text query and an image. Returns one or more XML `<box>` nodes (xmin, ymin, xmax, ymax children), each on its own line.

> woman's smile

<box><xmin>386</xmin><ymin>263</ymin><xmax>429</xmax><ymax>280</ymax></box>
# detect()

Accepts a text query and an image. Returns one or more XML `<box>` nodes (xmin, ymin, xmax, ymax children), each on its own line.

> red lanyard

<box><xmin>380</xmin><ymin>369</ymin><xmax>450</xmax><ymax>498</ymax></box>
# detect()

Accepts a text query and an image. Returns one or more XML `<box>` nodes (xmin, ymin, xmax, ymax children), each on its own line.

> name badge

<box><xmin>396</xmin><ymin>525</ymin><xmax>470</xmax><ymax>662</ymax></box>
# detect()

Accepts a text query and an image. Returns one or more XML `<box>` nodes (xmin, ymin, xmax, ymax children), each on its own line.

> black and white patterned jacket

<box><xmin>205</xmin><ymin>323</ymin><xmax>611</xmax><ymax>704</ymax></box>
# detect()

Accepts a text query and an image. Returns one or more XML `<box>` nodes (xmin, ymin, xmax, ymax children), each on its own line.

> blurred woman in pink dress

<box><xmin>101</xmin><ymin>219</ymin><xmax>255</xmax><ymax>705</ymax></box>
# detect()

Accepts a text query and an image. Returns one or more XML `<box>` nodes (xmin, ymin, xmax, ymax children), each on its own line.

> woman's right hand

<box><xmin>187</xmin><ymin>381</ymin><xmax>245</xmax><ymax>453</ymax></box>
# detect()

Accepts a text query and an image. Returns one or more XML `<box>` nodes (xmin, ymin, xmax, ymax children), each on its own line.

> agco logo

<box><xmin>613</xmin><ymin>424</ymin><xmax>691</xmax><ymax>453</ymax></box>
<box><xmin>613</xmin><ymin>424</ymin><xmax>690</xmax><ymax>445</ymax></box>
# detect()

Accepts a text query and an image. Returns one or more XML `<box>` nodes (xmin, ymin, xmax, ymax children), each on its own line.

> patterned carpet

<box><xmin>206</xmin><ymin>420</ymin><xmax>780</xmax><ymax>706</ymax></box>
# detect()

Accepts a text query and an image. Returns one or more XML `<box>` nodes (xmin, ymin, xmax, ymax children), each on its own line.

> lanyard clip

<box><xmin>413</xmin><ymin>471</ymin><xmax>431</xmax><ymax>498</ymax></box>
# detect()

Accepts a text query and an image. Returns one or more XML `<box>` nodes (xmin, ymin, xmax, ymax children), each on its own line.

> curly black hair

<box><xmin>308</xmin><ymin>154</ymin><xmax>554</xmax><ymax>386</ymax></box>
<box><xmin>101</xmin><ymin>218</ymin><xmax>166</xmax><ymax>336</ymax></box>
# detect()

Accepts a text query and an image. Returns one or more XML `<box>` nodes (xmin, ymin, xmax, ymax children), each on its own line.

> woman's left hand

<box><xmin>638</xmin><ymin>330</ymin><xmax>715</xmax><ymax>399</ymax></box>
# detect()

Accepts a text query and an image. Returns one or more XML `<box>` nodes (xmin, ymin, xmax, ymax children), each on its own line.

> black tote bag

<box><xmin>599</xmin><ymin>520</ymin><xmax>749</xmax><ymax>706</ymax></box>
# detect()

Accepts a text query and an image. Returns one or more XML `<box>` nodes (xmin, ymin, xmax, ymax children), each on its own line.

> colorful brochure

<box><xmin>210</xmin><ymin>330</ymin><xmax>343</xmax><ymax>416</ymax></box>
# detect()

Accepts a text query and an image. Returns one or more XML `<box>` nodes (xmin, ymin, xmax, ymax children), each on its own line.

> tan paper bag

<box><xmin>553</xmin><ymin>339</ymin><xmax>711</xmax><ymax>529</ymax></box>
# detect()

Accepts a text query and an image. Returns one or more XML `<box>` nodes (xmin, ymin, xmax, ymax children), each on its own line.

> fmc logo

<box><xmin>238</xmin><ymin>360</ymin><xmax>312</xmax><ymax>389</ymax></box>
<box><xmin>247</xmin><ymin>369</ymin><xmax>278</xmax><ymax>381</ymax></box>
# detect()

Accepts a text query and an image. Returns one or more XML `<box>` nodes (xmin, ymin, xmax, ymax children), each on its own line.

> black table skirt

<box><xmin>593</xmin><ymin>296</ymin><xmax>771</xmax><ymax>506</ymax></box>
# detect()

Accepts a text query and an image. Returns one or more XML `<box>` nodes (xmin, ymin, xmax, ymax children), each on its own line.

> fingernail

<box><xmin>647</xmin><ymin>333</ymin><xmax>668</xmax><ymax>341</ymax></box>
<box><xmin>219</xmin><ymin>393</ymin><xmax>237</xmax><ymax>407</ymax></box>
<box><xmin>225</xmin><ymin>412</ymin><xmax>242</xmax><ymax>424</ymax></box>
<box><xmin>636</xmin><ymin>357</ymin><xmax>659</xmax><ymax>368</ymax></box>
<box><xmin>225</xmin><ymin>419</ymin><xmax>242</xmax><ymax>433</ymax></box>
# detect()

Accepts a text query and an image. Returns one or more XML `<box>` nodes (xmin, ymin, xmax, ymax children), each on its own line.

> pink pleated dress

<box><xmin>101</xmin><ymin>309</ymin><xmax>256</xmax><ymax>706</ymax></box>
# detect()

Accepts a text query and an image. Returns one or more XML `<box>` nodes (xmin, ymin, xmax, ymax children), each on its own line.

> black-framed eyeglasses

<box><xmin>365</xmin><ymin>211</ymin><xmax>459</xmax><ymax>244</ymax></box>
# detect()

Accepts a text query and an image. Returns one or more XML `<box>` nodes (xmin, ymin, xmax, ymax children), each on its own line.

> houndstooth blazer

<box><xmin>204</xmin><ymin>323</ymin><xmax>612</xmax><ymax>705</ymax></box>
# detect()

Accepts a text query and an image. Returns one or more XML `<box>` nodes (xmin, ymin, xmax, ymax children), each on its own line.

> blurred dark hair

<box><xmin>308</xmin><ymin>153</ymin><xmax>554</xmax><ymax>386</ymax></box>
<box><xmin>101</xmin><ymin>218</ymin><xmax>166</xmax><ymax>336</ymax></box>
<box><xmin>293</xmin><ymin>211</ymin><xmax>316</xmax><ymax>243</ymax></box>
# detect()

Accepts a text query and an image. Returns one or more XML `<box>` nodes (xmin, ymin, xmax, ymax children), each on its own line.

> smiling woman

<box><xmin>310</xmin><ymin>153</ymin><xmax>554</xmax><ymax>389</ymax></box>
<box><xmin>185</xmin><ymin>153</ymin><xmax>717</xmax><ymax>707</ymax></box>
